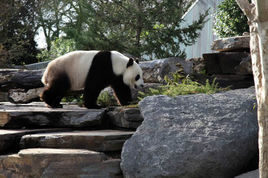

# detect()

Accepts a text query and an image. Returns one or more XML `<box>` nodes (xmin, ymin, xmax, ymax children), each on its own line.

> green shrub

<box><xmin>138</xmin><ymin>73</ymin><xmax>227</xmax><ymax>100</ymax></box>
<box><xmin>37</xmin><ymin>38</ymin><xmax>76</xmax><ymax>61</ymax></box>
<box><xmin>61</xmin><ymin>90</ymin><xmax>118</xmax><ymax>108</ymax></box>
<box><xmin>213</xmin><ymin>0</ymin><xmax>249</xmax><ymax>38</ymax></box>
<box><xmin>97</xmin><ymin>91</ymin><xmax>118</xmax><ymax>107</ymax></box>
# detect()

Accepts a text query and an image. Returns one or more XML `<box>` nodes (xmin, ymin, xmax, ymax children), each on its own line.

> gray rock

<box><xmin>24</xmin><ymin>60</ymin><xmax>51</xmax><ymax>70</ymax></box>
<box><xmin>235</xmin><ymin>170</ymin><xmax>259</xmax><ymax>178</ymax></box>
<box><xmin>235</xmin><ymin>55</ymin><xmax>252</xmax><ymax>75</ymax></box>
<box><xmin>0</xmin><ymin>102</ymin><xmax>105</xmax><ymax>128</ymax></box>
<box><xmin>0</xmin><ymin>148</ymin><xmax>122</xmax><ymax>177</ymax></box>
<box><xmin>140</xmin><ymin>57</ymin><xmax>193</xmax><ymax>83</ymax></box>
<box><xmin>121</xmin><ymin>88</ymin><xmax>258</xmax><ymax>178</ymax></box>
<box><xmin>0</xmin><ymin>92</ymin><xmax>8</xmax><ymax>102</ymax></box>
<box><xmin>0</xmin><ymin>128</ymin><xmax>70</xmax><ymax>154</ymax></box>
<box><xmin>203</xmin><ymin>52</ymin><xmax>250</xmax><ymax>75</ymax></box>
<box><xmin>107</xmin><ymin>107</ymin><xmax>143</xmax><ymax>129</ymax></box>
<box><xmin>20</xmin><ymin>130</ymin><xmax>134</xmax><ymax>152</ymax></box>
<box><xmin>8</xmin><ymin>87</ymin><xmax>44</xmax><ymax>103</ymax></box>
<box><xmin>211</xmin><ymin>36</ymin><xmax>250</xmax><ymax>52</ymax></box>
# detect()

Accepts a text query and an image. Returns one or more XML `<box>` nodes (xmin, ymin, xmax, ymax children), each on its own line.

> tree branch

<box><xmin>235</xmin><ymin>0</ymin><xmax>256</xmax><ymax>22</ymax></box>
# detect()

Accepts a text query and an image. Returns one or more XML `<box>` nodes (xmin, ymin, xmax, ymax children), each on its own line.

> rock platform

<box><xmin>0</xmin><ymin>102</ymin><xmax>143</xmax><ymax>177</ymax></box>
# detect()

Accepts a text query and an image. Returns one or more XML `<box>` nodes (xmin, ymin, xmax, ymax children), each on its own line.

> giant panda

<box><xmin>41</xmin><ymin>50</ymin><xmax>144</xmax><ymax>109</ymax></box>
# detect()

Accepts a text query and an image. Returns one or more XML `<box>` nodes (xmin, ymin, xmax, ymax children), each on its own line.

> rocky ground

<box><xmin>0</xmin><ymin>102</ymin><xmax>143</xmax><ymax>177</ymax></box>
<box><xmin>0</xmin><ymin>35</ymin><xmax>259</xmax><ymax>177</ymax></box>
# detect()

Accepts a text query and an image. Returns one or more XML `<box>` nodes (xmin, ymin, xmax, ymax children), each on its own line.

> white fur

<box><xmin>42</xmin><ymin>50</ymin><xmax>144</xmax><ymax>90</ymax></box>
<box><xmin>42</xmin><ymin>51</ymin><xmax>98</xmax><ymax>90</ymax></box>
<box><xmin>111</xmin><ymin>51</ymin><xmax>144</xmax><ymax>89</ymax></box>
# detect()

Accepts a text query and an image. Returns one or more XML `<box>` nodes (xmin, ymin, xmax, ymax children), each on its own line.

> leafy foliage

<box><xmin>0</xmin><ymin>0</ymin><xmax>39</xmax><ymax>66</ymax></box>
<box><xmin>138</xmin><ymin>73</ymin><xmax>227</xmax><ymax>100</ymax></box>
<box><xmin>65</xmin><ymin>0</ymin><xmax>207</xmax><ymax>59</ymax></box>
<box><xmin>213</xmin><ymin>0</ymin><xmax>249</xmax><ymax>37</ymax></box>
<box><xmin>37</xmin><ymin>38</ymin><xmax>76</xmax><ymax>61</ymax></box>
<box><xmin>97</xmin><ymin>91</ymin><xmax>118</xmax><ymax>108</ymax></box>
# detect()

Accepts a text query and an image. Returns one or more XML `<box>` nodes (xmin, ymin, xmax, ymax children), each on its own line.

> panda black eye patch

<box><xmin>135</xmin><ymin>74</ymin><xmax>140</xmax><ymax>81</ymax></box>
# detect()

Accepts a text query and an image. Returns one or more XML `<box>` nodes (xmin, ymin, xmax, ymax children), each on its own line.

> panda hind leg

<box><xmin>41</xmin><ymin>73</ymin><xmax>71</xmax><ymax>108</ymax></box>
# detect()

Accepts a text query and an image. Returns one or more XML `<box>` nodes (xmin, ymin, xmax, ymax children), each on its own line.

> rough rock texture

<box><xmin>212</xmin><ymin>74</ymin><xmax>254</xmax><ymax>89</ymax></box>
<box><xmin>0</xmin><ymin>69</ymin><xmax>44</xmax><ymax>91</ymax></box>
<box><xmin>234</xmin><ymin>55</ymin><xmax>252</xmax><ymax>75</ymax></box>
<box><xmin>203</xmin><ymin>52</ymin><xmax>251</xmax><ymax>75</ymax></box>
<box><xmin>107</xmin><ymin>107</ymin><xmax>143</xmax><ymax>129</ymax></box>
<box><xmin>0</xmin><ymin>102</ymin><xmax>105</xmax><ymax>128</ymax></box>
<box><xmin>121</xmin><ymin>88</ymin><xmax>258</xmax><ymax>178</ymax></box>
<box><xmin>8</xmin><ymin>88</ymin><xmax>44</xmax><ymax>103</ymax></box>
<box><xmin>0</xmin><ymin>128</ymin><xmax>69</xmax><ymax>154</ymax></box>
<box><xmin>140</xmin><ymin>57</ymin><xmax>193</xmax><ymax>83</ymax></box>
<box><xmin>0</xmin><ymin>148</ymin><xmax>122</xmax><ymax>177</ymax></box>
<box><xmin>20</xmin><ymin>130</ymin><xmax>134</xmax><ymax>152</ymax></box>
<box><xmin>211</xmin><ymin>36</ymin><xmax>250</xmax><ymax>52</ymax></box>
<box><xmin>0</xmin><ymin>92</ymin><xmax>8</xmax><ymax>102</ymax></box>
<box><xmin>235</xmin><ymin>170</ymin><xmax>259</xmax><ymax>178</ymax></box>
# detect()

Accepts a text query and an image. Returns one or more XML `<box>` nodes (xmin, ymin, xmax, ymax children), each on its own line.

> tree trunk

<box><xmin>236</xmin><ymin>0</ymin><xmax>268</xmax><ymax>177</ymax></box>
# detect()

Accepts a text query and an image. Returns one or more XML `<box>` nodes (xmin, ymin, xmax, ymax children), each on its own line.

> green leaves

<box><xmin>213</xmin><ymin>0</ymin><xmax>249</xmax><ymax>38</ymax></box>
<box><xmin>138</xmin><ymin>73</ymin><xmax>227</xmax><ymax>100</ymax></box>
<box><xmin>65</xmin><ymin>0</ymin><xmax>207</xmax><ymax>59</ymax></box>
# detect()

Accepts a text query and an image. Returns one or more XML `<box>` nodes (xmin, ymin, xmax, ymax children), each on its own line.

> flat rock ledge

<box><xmin>211</xmin><ymin>36</ymin><xmax>250</xmax><ymax>52</ymax></box>
<box><xmin>0</xmin><ymin>102</ymin><xmax>105</xmax><ymax>129</ymax></box>
<box><xmin>20</xmin><ymin>130</ymin><xmax>134</xmax><ymax>152</ymax></box>
<box><xmin>0</xmin><ymin>128</ymin><xmax>70</xmax><ymax>154</ymax></box>
<box><xmin>0</xmin><ymin>148</ymin><xmax>122</xmax><ymax>177</ymax></box>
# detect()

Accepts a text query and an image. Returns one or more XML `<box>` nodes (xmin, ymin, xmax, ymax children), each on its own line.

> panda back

<box><xmin>65</xmin><ymin>51</ymin><xmax>99</xmax><ymax>90</ymax></box>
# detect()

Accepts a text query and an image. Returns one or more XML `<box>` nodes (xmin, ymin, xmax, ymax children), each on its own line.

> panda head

<box><xmin>123</xmin><ymin>58</ymin><xmax>144</xmax><ymax>89</ymax></box>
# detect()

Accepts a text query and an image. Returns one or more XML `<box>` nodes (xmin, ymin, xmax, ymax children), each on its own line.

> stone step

<box><xmin>0</xmin><ymin>148</ymin><xmax>122</xmax><ymax>177</ymax></box>
<box><xmin>20</xmin><ymin>130</ymin><xmax>134</xmax><ymax>152</ymax></box>
<box><xmin>0</xmin><ymin>128</ymin><xmax>71</xmax><ymax>154</ymax></box>
<box><xmin>0</xmin><ymin>102</ymin><xmax>105</xmax><ymax>129</ymax></box>
<box><xmin>107</xmin><ymin>107</ymin><xmax>144</xmax><ymax>129</ymax></box>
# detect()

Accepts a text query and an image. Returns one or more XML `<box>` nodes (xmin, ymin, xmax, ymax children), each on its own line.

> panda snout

<box><xmin>134</xmin><ymin>84</ymin><xmax>144</xmax><ymax>89</ymax></box>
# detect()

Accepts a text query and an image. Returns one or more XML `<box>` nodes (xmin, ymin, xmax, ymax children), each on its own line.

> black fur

<box><xmin>126</xmin><ymin>58</ymin><xmax>134</xmax><ymax>68</ymax></box>
<box><xmin>41</xmin><ymin>72</ymin><xmax>71</xmax><ymax>108</ymax></box>
<box><xmin>41</xmin><ymin>51</ymin><xmax>133</xmax><ymax>109</ymax></box>
<box><xmin>83</xmin><ymin>51</ymin><xmax>132</xmax><ymax>108</ymax></box>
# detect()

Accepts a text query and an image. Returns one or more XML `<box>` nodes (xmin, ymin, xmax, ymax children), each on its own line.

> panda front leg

<box><xmin>41</xmin><ymin>85</ymin><xmax>65</xmax><ymax>108</ymax></box>
<box><xmin>111</xmin><ymin>80</ymin><xmax>132</xmax><ymax>106</ymax></box>
<box><xmin>41</xmin><ymin>73</ymin><xmax>71</xmax><ymax>108</ymax></box>
<box><xmin>83</xmin><ymin>85</ymin><xmax>103</xmax><ymax>109</ymax></box>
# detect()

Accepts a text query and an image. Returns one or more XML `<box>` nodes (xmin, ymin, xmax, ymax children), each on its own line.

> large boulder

<box><xmin>140</xmin><ymin>57</ymin><xmax>193</xmax><ymax>83</ymax></box>
<box><xmin>121</xmin><ymin>88</ymin><xmax>258</xmax><ymax>178</ymax></box>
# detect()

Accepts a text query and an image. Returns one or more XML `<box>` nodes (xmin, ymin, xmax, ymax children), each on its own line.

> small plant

<box><xmin>138</xmin><ymin>72</ymin><xmax>227</xmax><ymax>100</ymax></box>
<box><xmin>97</xmin><ymin>90</ymin><xmax>118</xmax><ymax>107</ymax></box>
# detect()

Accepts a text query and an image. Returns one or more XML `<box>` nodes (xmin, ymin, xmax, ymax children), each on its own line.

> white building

<box><xmin>181</xmin><ymin>0</ymin><xmax>224</xmax><ymax>59</ymax></box>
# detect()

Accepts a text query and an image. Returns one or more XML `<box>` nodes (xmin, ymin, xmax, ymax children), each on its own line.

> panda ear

<box><xmin>127</xmin><ymin>58</ymin><xmax>134</xmax><ymax>68</ymax></box>
<box><xmin>135</xmin><ymin>59</ymin><xmax>139</xmax><ymax>64</ymax></box>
